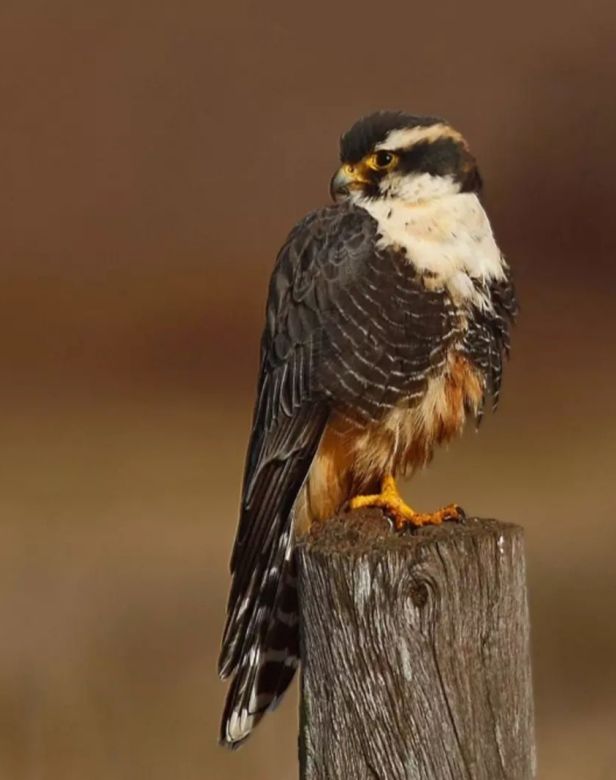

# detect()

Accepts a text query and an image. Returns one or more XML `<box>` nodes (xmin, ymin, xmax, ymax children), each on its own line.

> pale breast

<box><xmin>359</xmin><ymin>192</ymin><xmax>505</xmax><ymax>310</ymax></box>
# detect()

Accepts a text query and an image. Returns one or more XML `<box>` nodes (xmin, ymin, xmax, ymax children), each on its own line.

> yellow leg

<box><xmin>349</xmin><ymin>475</ymin><xmax>464</xmax><ymax>530</ymax></box>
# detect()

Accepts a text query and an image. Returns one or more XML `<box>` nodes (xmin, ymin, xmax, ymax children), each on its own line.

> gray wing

<box><xmin>218</xmin><ymin>202</ymin><xmax>458</xmax><ymax>745</ymax></box>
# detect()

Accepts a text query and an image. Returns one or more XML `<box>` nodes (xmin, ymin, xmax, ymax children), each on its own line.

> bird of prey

<box><xmin>218</xmin><ymin>111</ymin><xmax>517</xmax><ymax>747</ymax></box>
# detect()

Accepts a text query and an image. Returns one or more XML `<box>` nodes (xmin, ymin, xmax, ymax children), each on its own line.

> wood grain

<box><xmin>296</xmin><ymin>510</ymin><xmax>535</xmax><ymax>780</ymax></box>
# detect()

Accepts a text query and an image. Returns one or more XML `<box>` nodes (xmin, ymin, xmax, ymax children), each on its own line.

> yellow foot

<box><xmin>349</xmin><ymin>475</ymin><xmax>464</xmax><ymax>530</ymax></box>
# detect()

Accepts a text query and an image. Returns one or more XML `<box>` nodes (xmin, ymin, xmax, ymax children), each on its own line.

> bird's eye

<box><xmin>368</xmin><ymin>150</ymin><xmax>397</xmax><ymax>170</ymax></box>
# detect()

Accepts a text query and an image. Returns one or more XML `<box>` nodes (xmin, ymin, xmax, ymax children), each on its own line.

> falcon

<box><xmin>218</xmin><ymin>111</ymin><xmax>517</xmax><ymax>747</ymax></box>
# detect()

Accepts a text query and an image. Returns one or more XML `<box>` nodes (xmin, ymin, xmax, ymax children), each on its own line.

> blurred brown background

<box><xmin>1</xmin><ymin>0</ymin><xmax>615</xmax><ymax>777</ymax></box>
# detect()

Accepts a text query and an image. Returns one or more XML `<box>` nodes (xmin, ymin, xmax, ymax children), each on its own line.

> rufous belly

<box><xmin>293</xmin><ymin>354</ymin><xmax>483</xmax><ymax>535</ymax></box>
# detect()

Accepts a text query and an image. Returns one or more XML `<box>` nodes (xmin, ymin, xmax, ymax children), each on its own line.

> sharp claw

<box><xmin>443</xmin><ymin>504</ymin><xmax>466</xmax><ymax>522</ymax></box>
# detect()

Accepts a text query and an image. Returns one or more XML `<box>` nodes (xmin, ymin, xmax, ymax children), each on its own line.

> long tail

<box><xmin>218</xmin><ymin>403</ymin><xmax>327</xmax><ymax>747</ymax></box>
<box><xmin>220</xmin><ymin>544</ymin><xmax>300</xmax><ymax>747</ymax></box>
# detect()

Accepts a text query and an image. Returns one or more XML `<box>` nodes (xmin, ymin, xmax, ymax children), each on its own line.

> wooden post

<box><xmin>296</xmin><ymin>510</ymin><xmax>535</xmax><ymax>780</ymax></box>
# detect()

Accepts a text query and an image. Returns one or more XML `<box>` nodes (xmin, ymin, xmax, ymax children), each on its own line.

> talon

<box><xmin>441</xmin><ymin>503</ymin><xmax>466</xmax><ymax>522</ymax></box>
<box><xmin>348</xmin><ymin>476</ymin><xmax>465</xmax><ymax>530</ymax></box>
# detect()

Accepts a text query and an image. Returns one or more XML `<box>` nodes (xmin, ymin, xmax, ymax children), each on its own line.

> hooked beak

<box><xmin>329</xmin><ymin>164</ymin><xmax>371</xmax><ymax>202</ymax></box>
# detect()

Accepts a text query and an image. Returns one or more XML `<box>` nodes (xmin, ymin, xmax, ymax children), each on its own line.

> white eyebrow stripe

<box><xmin>376</xmin><ymin>124</ymin><xmax>465</xmax><ymax>151</ymax></box>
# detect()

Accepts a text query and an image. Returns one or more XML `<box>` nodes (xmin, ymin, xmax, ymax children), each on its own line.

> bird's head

<box><xmin>330</xmin><ymin>111</ymin><xmax>481</xmax><ymax>204</ymax></box>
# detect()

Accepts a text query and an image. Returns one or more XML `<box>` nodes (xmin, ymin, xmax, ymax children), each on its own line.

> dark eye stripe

<box><xmin>397</xmin><ymin>138</ymin><xmax>481</xmax><ymax>193</ymax></box>
<box><xmin>340</xmin><ymin>112</ymin><xmax>443</xmax><ymax>164</ymax></box>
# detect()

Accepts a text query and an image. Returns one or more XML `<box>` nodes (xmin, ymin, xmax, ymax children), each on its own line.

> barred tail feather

<box><xmin>218</xmin><ymin>403</ymin><xmax>327</xmax><ymax>746</ymax></box>
<box><xmin>220</xmin><ymin>556</ymin><xmax>300</xmax><ymax>747</ymax></box>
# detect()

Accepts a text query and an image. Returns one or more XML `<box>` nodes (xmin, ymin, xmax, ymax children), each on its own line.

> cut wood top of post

<box><xmin>298</xmin><ymin>509</ymin><xmax>521</xmax><ymax>556</ymax></box>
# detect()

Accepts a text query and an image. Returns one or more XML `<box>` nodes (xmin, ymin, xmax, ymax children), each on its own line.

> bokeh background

<box><xmin>1</xmin><ymin>0</ymin><xmax>615</xmax><ymax>777</ymax></box>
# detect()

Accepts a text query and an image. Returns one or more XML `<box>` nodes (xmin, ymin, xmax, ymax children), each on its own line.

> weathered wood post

<box><xmin>296</xmin><ymin>509</ymin><xmax>535</xmax><ymax>780</ymax></box>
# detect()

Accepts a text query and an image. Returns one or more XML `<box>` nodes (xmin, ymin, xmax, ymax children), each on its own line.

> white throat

<box><xmin>357</xmin><ymin>187</ymin><xmax>505</xmax><ymax>309</ymax></box>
